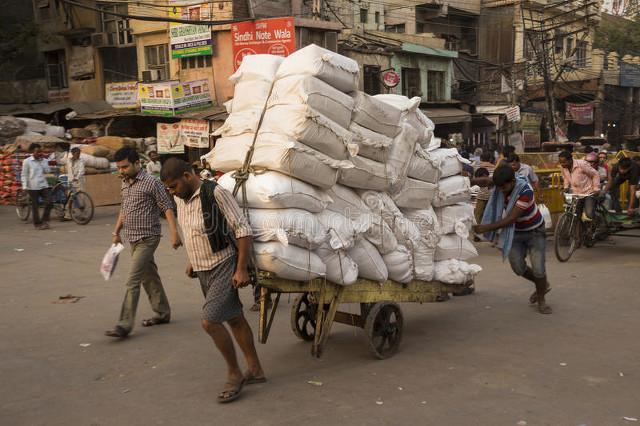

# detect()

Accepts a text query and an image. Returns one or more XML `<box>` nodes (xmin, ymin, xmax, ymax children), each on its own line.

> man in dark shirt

<box><xmin>603</xmin><ymin>157</ymin><xmax>639</xmax><ymax>214</ymax></box>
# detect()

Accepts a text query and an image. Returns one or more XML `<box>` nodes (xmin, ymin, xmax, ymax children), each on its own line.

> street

<box><xmin>1</xmin><ymin>206</ymin><xmax>639</xmax><ymax>426</ymax></box>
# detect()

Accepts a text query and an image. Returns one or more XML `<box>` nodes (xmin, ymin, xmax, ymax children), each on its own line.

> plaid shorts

<box><xmin>196</xmin><ymin>256</ymin><xmax>242</xmax><ymax>323</ymax></box>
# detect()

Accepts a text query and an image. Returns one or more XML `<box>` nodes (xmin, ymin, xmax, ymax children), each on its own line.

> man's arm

<box><xmin>603</xmin><ymin>166</ymin><xmax>615</xmax><ymax>193</ymax></box>
<box><xmin>581</xmin><ymin>161</ymin><xmax>600</xmax><ymax>191</ymax></box>
<box><xmin>77</xmin><ymin>160</ymin><xmax>85</xmax><ymax>180</ymax></box>
<box><xmin>112</xmin><ymin>209</ymin><xmax>124</xmax><ymax>245</ymax></box>
<box><xmin>233</xmin><ymin>236</ymin><xmax>252</xmax><ymax>288</ymax></box>
<box><xmin>627</xmin><ymin>184</ymin><xmax>637</xmax><ymax>213</ymax></box>
<box><xmin>474</xmin><ymin>205</ymin><xmax>527</xmax><ymax>234</ymax></box>
<box><xmin>164</xmin><ymin>209</ymin><xmax>182</xmax><ymax>249</ymax></box>
<box><xmin>150</xmin><ymin>181</ymin><xmax>181</xmax><ymax>249</ymax></box>
<box><xmin>561</xmin><ymin>168</ymin><xmax>570</xmax><ymax>190</ymax></box>
<box><xmin>529</xmin><ymin>168</ymin><xmax>543</xmax><ymax>202</ymax></box>
<box><xmin>21</xmin><ymin>159</ymin><xmax>29</xmax><ymax>189</ymax></box>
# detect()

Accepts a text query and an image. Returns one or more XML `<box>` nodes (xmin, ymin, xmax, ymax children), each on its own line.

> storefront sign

<box><xmin>566</xmin><ymin>102</ymin><xmax>594</xmax><ymax>125</ymax></box>
<box><xmin>620</xmin><ymin>62</ymin><xmax>640</xmax><ymax>87</ymax></box>
<box><xmin>382</xmin><ymin>70</ymin><xmax>399</xmax><ymax>88</ymax></box>
<box><xmin>157</xmin><ymin>122</ymin><xmax>184</xmax><ymax>154</ymax></box>
<box><xmin>105</xmin><ymin>81</ymin><xmax>138</xmax><ymax>109</ymax></box>
<box><xmin>139</xmin><ymin>79</ymin><xmax>212</xmax><ymax>116</ymax></box>
<box><xmin>520</xmin><ymin>112</ymin><xmax>542</xmax><ymax>149</ymax></box>
<box><xmin>506</xmin><ymin>105</ymin><xmax>521</xmax><ymax>122</ymax></box>
<box><xmin>231</xmin><ymin>17</ymin><xmax>295</xmax><ymax>71</ymax></box>
<box><xmin>180</xmin><ymin>119</ymin><xmax>210</xmax><ymax>148</ymax></box>
<box><xmin>169</xmin><ymin>4</ymin><xmax>213</xmax><ymax>58</ymax></box>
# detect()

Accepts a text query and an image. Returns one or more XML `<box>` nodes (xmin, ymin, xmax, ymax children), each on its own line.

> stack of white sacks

<box><xmin>207</xmin><ymin>44</ymin><xmax>481</xmax><ymax>286</ymax></box>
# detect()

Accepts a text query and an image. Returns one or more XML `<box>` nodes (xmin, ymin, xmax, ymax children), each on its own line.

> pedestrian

<box><xmin>161</xmin><ymin>158</ymin><xmax>265</xmax><ymax>403</ymax></box>
<box><xmin>21</xmin><ymin>143</ymin><xmax>53</xmax><ymax>230</ymax></box>
<box><xmin>558</xmin><ymin>150</ymin><xmax>600</xmax><ymax>221</ymax></box>
<box><xmin>474</xmin><ymin>166</ymin><xmax>552</xmax><ymax>314</ymax></box>
<box><xmin>471</xmin><ymin>147</ymin><xmax>483</xmax><ymax>166</ymax></box>
<box><xmin>146</xmin><ymin>150</ymin><xmax>161</xmax><ymax>179</ymax></box>
<box><xmin>508</xmin><ymin>154</ymin><xmax>543</xmax><ymax>202</ymax></box>
<box><xmin>497</xmin><ymin>144</ymin><xmax>516</xmax><ymax>167</ymax></box>
<box><xmin>473</xmin><ymin>151</ymin><xmax>496</xmax><ymax>224</ymax></box>
<box><xmin>105</xmin><ymin>147</ymin><xmax>182</xmax><ymax>339</ymax></box>
<box><xmin>66</xmin><ymin>147</ymin><xmax>86</xmax><ymax>191</ymax></box>
<box><xmin>603</xmin><ymin>156</ymin><xmax>639</xmax><ymax>214</ymax></box>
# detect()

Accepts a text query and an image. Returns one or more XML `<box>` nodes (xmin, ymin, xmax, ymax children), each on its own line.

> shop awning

<box><xmin>475</xmin><ymin>105</ymin><xmax>511</xmax><ymax>115</ymax></box>
<box><xmin>0</xmin><ymin>101</ymin><xmax>113</xmax><ymax>116</ymax></box>
<box><xmin>71</xmin><ymin>105</ymin><xmax>228</xmax><ymax>122</ymax></box>
<box><xmin>422</xmin><ymin>108</ymin><xmax>471</xmax><ymax>124</ymax></box>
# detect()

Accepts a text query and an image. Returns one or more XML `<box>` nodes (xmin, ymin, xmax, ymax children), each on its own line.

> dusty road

<box><xmin>1</xmin><ymin>206</ymin><xmax>639</xmax><ymax>426</ymax></box>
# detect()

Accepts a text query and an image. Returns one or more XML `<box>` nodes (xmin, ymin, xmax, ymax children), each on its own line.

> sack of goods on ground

<box><xmin>206</xmin><ymin>44</ymin><xmax>482</xmax><ymax>286</ymax></box>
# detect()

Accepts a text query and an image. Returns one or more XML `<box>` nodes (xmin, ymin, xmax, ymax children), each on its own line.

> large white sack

<box><xmin>217</xmin><ymin>171</ymin><xmax>332</xmax><ymax>212</ymax></box>
<box><xmin>80</xmin><ymin>153</ymin><xmax>109</xmax><ymax>169</ymax></box>
<box><xmin>212</xmin><ymin>108</ymin><xmax>262</xmax><ymax>137</ymax></box>
<box><xmin>402</xmin><ymin>207</ymin><xmax>440</xmax><ymax>247</ymax></box>
<box><xmin>408</xmin><ymin>145</ymin><xmax>438</xmax><ymax>183</ymax></box>
<box><xmin>228</xmin><ymin>79</ymin><xmax>273</xmax><ymax>112</ymax></box>
<box><xmin>433</xmin><ymin>176</ymin><xmax>471</xmax><ymax>207</ymax></box>
<box><xmin>338</xmin><ymin>155</ymin><xmax>396</xmax><ymax>191</ymax></box>
<box><xmin>249</xmin><ymin>208</ymin><xmax>328</xmax><ymax>249</ymax></box>
<box><xmin>45</xmin><ymin>125</ymin><xmax>65</xmax><ymax>138</ymax></box>
<box><xmin>349</xmin><ymin>122</ymin><xmax>392</xmax><ymax>162</ymax></box>
<box><xmin>390</xmin><ymin>177</ymin><xmax>437</xmax><ymax>209</ymax></box>
<box><xmin>276</xmin><ymin>44</ymin><xmax>359</xmax><ymax>93</ymax></box>
<box><xmin>315</xmin><ymin>210</ymin><xmax>364</xmax><ymax>250</ymax></box>
<box><xmin>373</xmin><ymin>94</ymin><xmax>434</xmax><ymax>146</ymax></box>
<box><xmin>434</xmin><ymin>259</ymin><xmax>482</xmax><ymax>285</ymax></box>
<box><xmin>267</xmin><ymin>75</ymin><xmax>354</xmax><ymax>129</ymax></box>
<box><xmin>434</xmin><ymin>203</ymin><xmax>475</xmax><ymax>237</ymax></box>
<box><xmin>254</xmin><ymin>242</ymin><xmax>326</xmax><ymax>281</ymax></box>
<box><xmin>351</xmin><ymin>91</ymin><xmax>402</xmax><ymax>137</ymax></box>
<box><xmin>411</xmin><ymin>240</ymin><xmax>436</xmax><ymax>281</ymax></box>
<box><xmin>435</xmin><ymin>234</ymin><xmax>478</xmax><ymax>261</ymax></box>
<box><xmin>315</xmin><ymin>243</ymin><xmax>359</xmax><ymax>285</ymax></box>
<box><xmin>261</xmin><ymin>105</ymin><xmax>352</xmax><ymax>160</ymax></box>
<box><xmin>383</xmin><ymin>245</ymin><xmax>414</xmax><ymax>283</ymax></box>
<box><xmin>429</xmin><ymin>148</ymin><xmax>467</xmax><ymax>179</ymax></box>
<box><xmin>229</xmin><ymin>54</ymin><xmax>283</xmax><ymax>83</ymax></box>
<box><xmin>387</xmin><ymin>123</ymin><xmax>419</xmax><ymax>182</ymax></box>
<box><xmin>348</xmin><ymin>238</ymin><xmax>388</xmax><ymax>282</ymax></box>
<box><xmin>16</xmin><ymin>117</ymin><xmax>46</xmax><ymax>133</ymax></box>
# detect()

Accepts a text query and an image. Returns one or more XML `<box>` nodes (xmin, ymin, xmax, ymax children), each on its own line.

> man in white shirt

<box><xmin>21</xmin><ymin>143</ymin><xmax>53</xmax><ymax>230</ymax></box>
<box><xmin>509</xmin><ymin>154</ymin><xmax>543</xmax><ymax>203</ymax></box>
<box><xmin>145</xmin><ymin>150</ymin><xmax>161</xmax><ymax>179</ymax></box>
<box><xmin>66</xmin><ymin>147</ymin><xmax>86</xmax><ymax>191</ymax></box>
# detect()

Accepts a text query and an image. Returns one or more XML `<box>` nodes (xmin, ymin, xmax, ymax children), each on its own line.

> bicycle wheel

<box><xmin>554</xmin><ymin>213</ymin><xmax>579</xmax><ymax>262</ymax></box>
<box><xmin>51</xmin><ymin>186</ymin><xmax>66</xmax><ymax>220</ymax></box>
<box><xmin>15</xmin><ymin>189</ymin><xmax>31</xmax><ymax>222</ymax></box>
<box><xmin>69</xmin><ymin>191</ymin><xmax>94</xmax><ymax>225</ymax></box>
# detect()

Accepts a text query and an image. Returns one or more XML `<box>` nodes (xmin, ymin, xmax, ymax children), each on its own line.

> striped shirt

<box><xmin>474</xmin><ymin>161</ymin><xmax>495</xmax><ymax>201</ymax></box>
<box><xmin>507</xmin><ymin>183</ymin><xmax>543</xmax><ymax>231</ymax></box>
<box><xmin>121</xmin><ymin>170</ymin><xmax>173</xmax><ymax>243</ymax></box>
<box><xmin>175</xmin><ymin>185</ymin><xmax>252</xmax><ymax>272</ymax></box>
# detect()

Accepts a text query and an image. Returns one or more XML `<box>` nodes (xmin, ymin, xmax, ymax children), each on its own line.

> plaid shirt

<box><xmin>121</xmin><ymin>170</ymin><xmax>173</xmax><ymax>243</ymax></box>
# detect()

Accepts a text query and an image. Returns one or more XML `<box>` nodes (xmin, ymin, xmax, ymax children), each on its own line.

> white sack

<box><xmin>315</xmin><ymin>210</ymin><xmax>363</xmax><ymax>250</ymax></box>
<box><xmin>261</xmin><ymin>105</ymin><xmax>351</xmax><ymax>160</ymax></box>
<box><xmin>228</xmin><ymin>79</ymin><xmax>273</xmax><ymax>112</ymax></box>
<box><xmin>276</xmin><ymin>44</ymin><xmax>359</xmax><ymax>93</ymax></box>
<box><xmin>429</xmin><ymin>148</ymin><xmax>467</xmax><ymax>179</ymax></box>
<box><xmin>315</xmin><ymin>243</ymin><xmax>359</xmax><ymax>285</ymax></box>
<box><xmin>212</xmin><ymin>109</ymin><xmax>262</xmax><ymax>137</ymax></box>
<box><xmin>348</xmin><ymin>238</ymin><xmax>388</xmax><ymax>282</ymax></box>
<box><xmin>383</xmin><ymin>245</ymin><xmax>414</xmax><ymax>283</ymax></box>
<box><xmin>358</xmin><ymin>191</ymin><xmax>421</xmax><ymax>249</ymax></box>
<box><xmin>45</xmin><ymin>125</ymin><xmax>65</xmax><ymax>138</ymax></box>
<box><xmin>217</xmin><ymin>171</ymin><xmax>332</xmax><ymax>212</ymax></box>
<box><xmin>16</xmin><ymin>117</ymin><xmax>46</xmax><ymax>133</ymax></box>
<box><xmin>386</xmin><ymin>123</ymin><xmax>419</xmax><ymax>183</ymax></box>
<box><xmin>390</xmin><ymin>177</ymin><xmax>437</xmax><ymax>209</ymax></box>
<box><xmin>254</xmin><ymin>242</ymin><xmax>326</xmax><ymax>281</ymax></box>
<box><xmin>80</xmin><ymin>153</ymin><xmax>109</xmax><ymax>169</ymax></box>
<box><xmin>407</xmin><ymin>145</ymin><xmax>438</xmax><ymax>183</ymax></box>
<box><xmin>349</xmin><ymin>122</ymin><xmax>392</xmax><ymax>162</ymax></box>
<box><xmin>226</xmin><ymin>55</ymin><xmax>283</xmax><ymax>113</ymax></box>
<box><xmin>268</xmin><ymin>75</ymin><xmax>354</xmax><ymax>129</ymax></box>
<box><xmin>230</xmin><ymin>54</ymin><xmax>283</xmax><ymax>83</ymax></box>
<box><xmin>374</xmin><ymin>94</ymin><xmax>435</xmax><ymax>147</ymax></box>
<box><xmin>433</xmin><ymin>176</ymin><xmax>471</xmax><ymax>207</ymax></box>
<box><xmin>434</xmin><ymin>259</ymin><xmax>482</xmax><ymax>285</ymax></box>
<box><xmin>338</xmin><ymin>155</ymin><xmax>396</xmax><ymax>191</ymax></box>
<box><xmin>434</xmin><ymin>203</ymin><xmax>475</xmax><ymax>237</ymax></box>
<box><xmin>435</xmin><ymin>234</ymin><xmax>478</xmax><ymax>261</ymax></box>
<box><xmin>411</xmin><ymin>240</ymin><xmax>436</xmax><ymax>281</ymax></box>
<box><xmin>350</xmin><ymin>91</ymin><xmax>402</xmax><ymax>137</ymax></box>
<box><xmin>248</xmin><ymin>208</ymin><xmax>328</xmax><ymax>249</ymax></box>
<box><xmin>402</xmin><ymin>207</ymin><xmax>440</xmax><ymax>247</ymax></box>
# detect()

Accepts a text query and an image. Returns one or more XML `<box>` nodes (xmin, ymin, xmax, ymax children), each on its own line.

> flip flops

<box><xmin>104</xmin><ymin>325</ymin><xmax>129</xmax><ymax>338</ymax></box>
<box><xmin>141</xmin><ymin>317</ymin><xmax>170</xmax><ymax>327</ymax></box>
<box><xmin>244</xmin><ymin>372</ymin><xmax>267</xmax><ymax>385</ymax></box>
<box><xmin>218</xmin><ymin>379</ymin><xmax>245</xmax><ymax>403</ymax></box>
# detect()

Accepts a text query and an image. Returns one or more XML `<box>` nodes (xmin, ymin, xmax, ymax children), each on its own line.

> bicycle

<box><xmin>16</xmin><ymin>175</ymin><xmax>95</xmax><ymax>225</ymax></box>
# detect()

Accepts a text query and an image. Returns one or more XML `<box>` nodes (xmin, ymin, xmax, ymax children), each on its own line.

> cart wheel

<box><xmin>15</xmin><ymin>189</ymin><xmax>31</xmax><ymax>222</ymax></box>
<box><xmin>290</xmin><ymin>293</ymin><xmax>317</xmax><ymax>342</ymax></box>
<box><xmin>364</xmin><ymin>301</ymin><xmax>403</xmax><ymax>360</ymax></box>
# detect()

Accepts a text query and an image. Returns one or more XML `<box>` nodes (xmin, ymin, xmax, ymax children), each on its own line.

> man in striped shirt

<box><xmin>161</xmin><ymin>158</ymin><xmax>265</xmax><ymax>403</ymax></box>
<box><xmin>474</xmin><ymin>166</ymin><xmax>551</xmax><ymax>314</ymax></box>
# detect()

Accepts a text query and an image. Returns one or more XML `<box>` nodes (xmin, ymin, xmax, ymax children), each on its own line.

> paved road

<box><xmin>1</xmin><ymin>206</ymin><xmax>639</xmax><ymax>426</ymax></box>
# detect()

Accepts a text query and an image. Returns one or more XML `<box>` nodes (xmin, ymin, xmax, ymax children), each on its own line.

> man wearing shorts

<box><xmin>161</xmin><ymin>158</ymin><xmax>265</xmax><ymax>403</ymax></box>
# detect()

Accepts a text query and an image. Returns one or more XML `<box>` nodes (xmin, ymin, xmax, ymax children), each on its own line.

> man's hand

<box><xmin>112</xmin><ymin>232</ymin><xmax>122</xmax><ymax>245</ymax></box>
<box><xmin>232</xmin><ymin>267</ymin><xmax>251</xmax><ymax>289</ymax></box>
<box><xmin>185</xmin><ymin>262</ymin><xmax>196</xmax><ymax>278</ymax></box>
<box><xmin>473</xmin><ymin>224</ymin><xmax>488</xmax><ymax>234</ymax></box>
<box><xmin>171</xmin><ymin>232</ymin><xmax>182</xmax><ymax>250</ymax></box>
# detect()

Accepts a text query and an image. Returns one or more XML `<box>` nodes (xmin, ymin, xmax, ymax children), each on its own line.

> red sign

<box><xmin>382</xmin><ymin>70</ymin><xmax>399</xmax><ymax>88</ymax></box>
<box><xmin>231</xmin><ymin>17</ymin><xmax>296</xmax><ymax>71</ymax></box>
<box><xmin>566</xmin><ymin>102</ymin><xmax>594</xmax><ymax>125</ymax></box>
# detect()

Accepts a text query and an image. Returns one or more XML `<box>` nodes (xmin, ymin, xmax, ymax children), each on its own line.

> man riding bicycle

<box><xmin>602</xmin><ymin>157</ymin><xmax>639</xmax><ymax>215</ymax></box>
<box><xmin>558</xmin><ymin>150</ymin><xmax>600</xmax><ymax>221</ymax></box>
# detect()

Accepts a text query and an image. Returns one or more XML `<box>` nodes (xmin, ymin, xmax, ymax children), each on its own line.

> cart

<box><xmin>257</xmin><ymin>272</ymin><xmax>474</xmax><ymax>359</ymax></box>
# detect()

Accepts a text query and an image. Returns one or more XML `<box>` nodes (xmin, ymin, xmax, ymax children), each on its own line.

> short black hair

<box><xmin>114</xmin><ymin>147</ymin><xmax>139</xmax><ymax>163</ymax></box>
<box><xmin>148</xmin><ymin>150</ymin><xmax>158</xmax><ymax>156</ymax></box>
<box><xmin>480</xmin><ymin>151</ymin><xmax>493</xmax><ymax>162</ymax></box>
<box><xmin>508</xmin><ymin>154</ymin><xmax>520</xmax><ymax>163</ymax></box>
<box><xmin>503</xmin><ymin>145</ymin><xmax>516</xmax><ymax>156</ymax></box>
<box><xmin>493</xmin><ymin>166</ymin><xmax>515</xmax><ymax>186</ymax></box>
<box><xmin>28</xmin><ymin>143</ymin><xmax>41</xmax><ymax>153</ymax></box>
<box><xmin>619</xmin><ymin>157</ymin><xmax>632</xmax><ymax>169</ymax></box>
<box><xmin>475</xmin><ymin>167</ymin><xmax>489</xmax><ymax>178</ymax></box>
<box><xmin>558</xmin><ymin>150</ymin><xmax>573</xmax><ymax>160</ymax></box>
<box><xmin>161</xmin><ymin>157</ymin><xmax>193</xmax><ymax>181</ymax></box>
<box><xmin>584</xmin><ymin>146</ymin><xmax>594</xmax><ymax>153</ymax></box>
<box><xmin>71</xmin><ymin>147</ymin><xmax>81</xmax><ymax>154</ymax></box>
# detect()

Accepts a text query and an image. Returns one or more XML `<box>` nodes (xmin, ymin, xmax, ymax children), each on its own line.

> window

<box><xmin>385</xmin><ymin>23</ymin><xmax>405</xmax><ymax>33</ymax></box>
<box><xmin>45</xmin><ymin>50</ymin><xmax>67</xmax><ymax>89</ymax></box>
<box><xmin>524</xmin><ymin>31</ymin><xmax>540</xmax><ymax>61</ymax></box>
<box><xmin>360</xmin><ymin>8</ymin><xmax>368</xmax><ymax>24</ymax></box>
<box><xmin>427</xmin><ymin>70</ymin><xmax>445</xmax><ymax>101</ymax></box>
<box><xmin>144</xmin><ymin>44</ymin><xmax>169</xmax><ymax>80</ymax></box>
<box><xmin>445</xmin><ymin>36</ymin><xmax>459</xmax><ymax>51</ymax></box>
<box><xmin>554</xmin><ymin>30</ymin><xmax>564</xmax><ymax>55</ymax></box>
<box><xmin>565</xmin><ymin>37</ymin><xmax>574</xmax><ymax>59</ymax></box>
<box><xmin>375</xmin><ymin>11</ymin><xmax>380</xmax><ymax>24</ymax></box>
<box><xmin>99</xmin><ymin>3</ymin><xmax>134</xmax><ymax>46</ymax></box>
<box><xmin>363</xmin><ymin>65</ymin><xmax>381</xmax><ymax>95</ymax></box>
<box><xmin>181</xmin><ymin>55</ymin><xmax>212</xmax><ymax>69</ymax></box>
<box><xmin>402</xmin><ymin>68</ymin><xmax>421</xmax><ymax>98</ymax></box>
<box><xmin>576</xmin><ymin>40</ymin><xmax>587</xmax><ymax>67</ymax></box>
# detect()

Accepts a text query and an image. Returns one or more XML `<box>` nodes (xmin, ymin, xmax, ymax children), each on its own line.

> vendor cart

<box><xmin>257</xmin><ymin>272</ymin><xmax>473</xmax><ymax>359</ymax></box>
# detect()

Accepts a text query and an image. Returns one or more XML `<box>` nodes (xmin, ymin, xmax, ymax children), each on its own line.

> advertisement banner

<box><xmin>180</xmin><ymin>119</ymin><xmax>210</xmax><ymax>148</ymax></box>
<box><xmin>520</xmin><ymin>112</ymin><xmax>542</xmax><ymax>149</ymax></box>
<box><xmin>231</xmin><ymin>17</ymin><xmax>295</xmax><ymax>70</ymax></box>
<box><xmin>139</xmin><ymin>80</ymin><xmax>212</xmax><ymax>116</ymax></box>
<box><xmin>565</xmin><ymin>102</ymin><xmax>594</xmax><ymax>125</ymax></box>
<box><xmin>169</xmin><ymin>4</ymin><xmax>213</xmax><ymax>59</ymax></box>
<box><xmin>506</xmin><ymin>105</ymin><xmax>521</xmax><ymax>122</ymax></box>
<box><xmin>106</xmin><ymin>81</ymin><xmax>138</xmax><ymax>109</ymax></box>
<box><xmin>157</xmin><ymin>122</ymin><xmax>184</xmax><ymax>154</ymax></box>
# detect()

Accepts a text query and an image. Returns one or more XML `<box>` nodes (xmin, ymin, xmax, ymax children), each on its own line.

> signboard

<box><xmin>180</xmin><ymin>119</ymin><xmax>210</xmax><ymax>148</ymax></box>
<box><xmin>382</xmin><ymin>70</ymin><xmax>399</xmax><ymax>88</ymax></box>
<box><xmin>231</xmin><ymin>17</ymin><xmax>295</xmax><ymax>71</ymax></box>
<box><xmin>620</xmin><ymin>62</ymin><xmax>640</xmax><ymax>87</ymax></box>
<box><xmin>520</xmin><ymin>112</ymin><xmax>542</xmax><ymax>149</ymax></box>
<box><xmin>139</xmin><ymin>79</ymin><xmax>212</xmax><ymax>116</ymax></box>
<box><xmin>106</xmin><ymin>81</ymin><xmax>138</xmax><ymax>109</ymax></box>
<box><xmin>506</xmin><ymin>105</ymin><xmax>521</xmax><ymax>122</ymax></box>
<box><xmin>169</xmin><ymin>4</ymin><xmax>213</xmax><ymax>58</ymax></box>
<box><xmin>566</xmin><ymin>102</ymin><xmax>594</xmax><ymax>125</ymax></box>
<box><xmin>157</xmin><ymin>122</ymin><xmax>184</xmax><ymax>154</ymax></box>
<box><xmin>69</xmin><ymin>46</ymin><xmax>95</xmax><ymax>79</ymax></box>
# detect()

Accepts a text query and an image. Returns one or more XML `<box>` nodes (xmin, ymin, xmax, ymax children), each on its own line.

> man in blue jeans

<box><xmin>474</xmin><ymin>166</ymin><xmax>552</xmax><ymax>314</ymax></box>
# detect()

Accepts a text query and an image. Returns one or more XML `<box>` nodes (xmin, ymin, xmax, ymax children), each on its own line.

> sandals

<box><xmin>141</xmin><ymin>317</ymin><xmax>170</xmax><ymax>327</ymax></box>
<box><xmin>105</xmin><ymin>325</ymin><xmax>129</xmax><ymax>338</ymax></box>
<box><xmin>218</xmin><ymin>379</ymin><xmax>245</xmax><ymax>403</ymax></box>
<box><xmin>529</xmin><ymin>286</ymin><xmax>552</xmax><ymax>304</ymax></box>
<box><xmin>244</xmin><ymin>371</ymin><xmax>267</xmax><ymax>385</ymax></box>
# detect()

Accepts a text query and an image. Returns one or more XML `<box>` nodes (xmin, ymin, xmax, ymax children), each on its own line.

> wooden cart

<box><xmin>257</xmin><ymin>272</ymin><xmax>473</xmax><ymax>359</ymax></box>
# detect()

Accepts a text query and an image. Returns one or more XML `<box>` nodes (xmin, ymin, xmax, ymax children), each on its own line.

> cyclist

<box><xmin>603</xmin><ymin>157</ymin><xmax>639</xmax><ymax>215</ymax></box>
<box><xmin>558</xmin><ymin>150</ymin><xmax>600</xmax><ymax>221</ymax></box>
<box><xmin>66</xmin><ymin>147</ymin><xmax>86</xmax><ymax>191</ymax></box>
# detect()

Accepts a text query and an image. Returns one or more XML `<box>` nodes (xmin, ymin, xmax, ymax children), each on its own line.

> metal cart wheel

<box><xmin>364</xmin><ymin>301</ymin><xmax>403</xmax><ymax>360</ymax></box>
<box><xmin>290</xmin><ymin>293</ymin><xmax>317</xmax><ymax>342</ymax></box>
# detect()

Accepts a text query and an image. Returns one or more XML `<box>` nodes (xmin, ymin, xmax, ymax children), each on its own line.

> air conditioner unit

<box><xmin>142</xmin><ymin>69</ymin><xmax>162</xmax><ymax>82</ymax></box>
<box><xmin>91</xmin><ymin>32</ymin><xmax>111</xmax><ymax>48</ymax></box>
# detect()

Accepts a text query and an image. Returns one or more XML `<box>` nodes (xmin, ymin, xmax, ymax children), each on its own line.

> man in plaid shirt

<box><xmin>105</xmin><ymin>148</ymin><xmax>182</xmax><ymax>338</ymax></box>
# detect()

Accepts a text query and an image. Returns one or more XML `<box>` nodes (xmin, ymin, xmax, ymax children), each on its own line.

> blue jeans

<box><xmin>508</xmin><ymin>226</ymin><xmax>547</xmax><ymax>279</ymax></box>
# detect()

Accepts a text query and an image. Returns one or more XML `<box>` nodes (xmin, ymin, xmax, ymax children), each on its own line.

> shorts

<box><xmin>196</xmin><ymin>256</ymin><xmax>243</xmax><ymax>323</ymax></box>
<box><xmin>508</xmin><ymin>225</ymin><xmax>547</xmax><ymax>279</ymax></box>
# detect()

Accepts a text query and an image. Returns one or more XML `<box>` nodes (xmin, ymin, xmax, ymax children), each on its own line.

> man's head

<box><xmin>584</xmin><ymin>146</ymin><xmax>594</xmax><ymax>154</ymax></box>
<box><xmin>618</xmin><ymin>157</ymin><xmax>633</xmax><ymax>174</ymax></box>
<box><xmin>585</xmin><ymin>152</ymin><xmax>598</xmax><ymax>169</ymax></box>
<box><xmin>480</xmin><ymin>151</ymin><xmax>493</xmax><ymax>163</ymax></box>
<box><xmin>71</xmin><ymin>147</ymin><xmax>81</xmax><ymax>160</ymax></box>
<box><xmin>508</xmin><ymin>154</ymin><xmax>521</xmax><ymax>171</ymax></box>
<box><xmin>149</xmin><ymin>150</ymin><xmax>159</xmax><ymax>162</ymax></box>
<box><xmin>161</xmin><ymin>157</ymin><xmax>199</xmax><ymax>200</ymax></box>
<box><xmin>114</xmin><ymin>147</ymin><xmax>141</xmax><ymax>179</ymax></box>
<box><xmin>29</xmin><ymin>143</ymin><xmax>43</xmax><ymax>159</ymax></box>
<box><xmin>558</xmin><ymin>150</ymin><xmax>573</xmax><ymax>170</ymax></box>
<box><xmin>493</xmin><ymin>166</ymin><xmax>517</xmax><ymax>196</ymax></box>
<box><xmin>598</xmin><ymin>152</ymin><xmax>607</xmax><ymax>164</ymax></box>
<box><xmin>502</xmin><ymin>145</ymin><xmax>516</xmax><ymax>157</ymax></box>
<box><xmin>475</xmin><ymin>167</ymin><xmax>489</xmax><ymax>178</ymax></box>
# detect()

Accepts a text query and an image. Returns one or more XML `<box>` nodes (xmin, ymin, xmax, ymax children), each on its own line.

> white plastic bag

<box><xmin>539</xmin><ymin>203</ymin><xmax>553</xmax><ymax>230</ymax></box>
<box><xmin>434</xmin><ymin>259</ymin><xmax>482</xmax><ymax>285</ymax></box>
<box><xmin>100</xmin><ymin>243</ymin><xmax>125</xmax><ymax>281</ymax></box>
